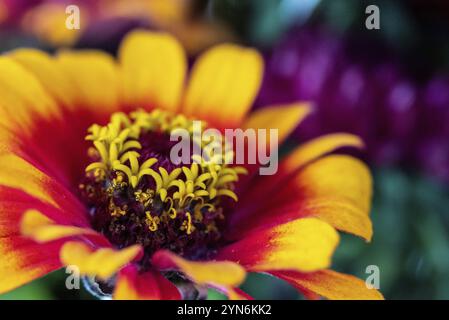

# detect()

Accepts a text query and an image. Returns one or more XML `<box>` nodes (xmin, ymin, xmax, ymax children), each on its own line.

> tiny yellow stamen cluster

<box><xmin>108</xmin><ymin>199</ymin><xmax>127</xmax><ymax>217</ymax></box>
<box><xmin>180</xmin><ymin>212</ymin><xmax>194</xmax><ymax>235</ymax></box>
<box><xmin>145</xmin><ymin>211</ymin><xmax>160</xmax><ymax>232</ymax></box>
<box><xmin>84</xmin><ymin>109</ymin><xmax>247</xmax><ymax>235</ymax></box>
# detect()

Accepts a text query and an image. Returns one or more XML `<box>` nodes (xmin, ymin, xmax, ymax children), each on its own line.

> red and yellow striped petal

<box><xmin>60</xmin><ymin>241</ymin><xmax>142</xmax><ymax>280</ymax></box>
<box><xmin>114</xmin><ymin>265</ymin><xmax>181</xmax><ymax>300</ymax></box>
<box><xmin>0</xmin><ymin>153</ymin><xmax>89</xmax><ymax>224</ymax></box>
<box><xmin>232</xmin><ymin>155</ymin><xmax>373</xmax><ymax>241</ymax></box>
<box><xmin>6</xmin><ymin>48</ymin><xmax>113</xmax><ymax>185</ymax></box>
<box><xmin>0</xmin><ymin>186</ymin><xmax>67</xmax><ymax>294</ymax></box>
<box><xmin>272</xmin><ymin>270</ymin><xmax>384</xmax><ymax>300</ymax></box>
<box><xmin>0</xmin><ymin>153</ymin><xmax>57</xmax><ymax>203</ymax></box>
<box><xmin>218</xmin><ymin>218</ymin><xmax>339</xmax><ymax>273</ymax></box>
<box><xmin>279</xmin><ymin>155</ymin><xmax>372</xmax><ymax>240</ymax></box>
<box><xmin>0</xmin><ymin>153</ymin><xmax>59</xmax><ymax>206</ymax></box>
<box><xmin>119</xmin><ymin>30</ymin><xmax>187</xmax><ymax>112</ymax></box>
<box><xmin>232</xmin><ymin>134</ymin><xmax>365</xmax><ymax>231</ymax></box>
<box><xmin>182</xmin><ymin>44</ymin><xmax>263</xmax><ymax>129</ymax></box>
<box><xmin>0</xmin><ymin>186</ymin><xmax>88</xmax><ymax>242</ymax></box>
<box><xmin>3</xmin><ymin>48</ymin><xmax>115</xmax><ymax>187</ymax></box>
<box><xmin>152</xmin><ymin>250</ymin><xmax>246</xmax><ymax>287</ymax></box>
<box><xmin>0</xmin><ymin>236</ymin><xmax>62</xmax><ymax>295</ymax></box>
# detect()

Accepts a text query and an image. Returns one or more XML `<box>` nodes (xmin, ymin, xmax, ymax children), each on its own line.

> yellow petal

<box><xmin>60</xmin><ymin>241</ymin><xmax>142</xmax><ymax>280</ymax></box>
<box><xmin>282</xmin><ymin>133</ymin><xmax>364</xmax><ymax>173</ymax></box>
<box><xmin>182</xmin><ymin>44</ymin><xmax>263</xmax><ymax>128</ymax></box>
<box><xmin>152</xmin><ymin>250</ymin><xmax>246</xmax><ymax>287</ymax></box>
<box><xmin>217</xmin><ymin>218</ymin><xmax>339</xmax><ymax>273</ymax></box>
<box><xmin>273</xmin><ymin>270</ymin><xmax>384</xmax><ymax>300</ymax></box>
<box><xmin>243</xmin><ymin>102</ymin><xmax>312</xmax><ymax>144</ymax></box>
<box><xmin>0</xmin><ymin>154</ymin><xmax>59</xmax><ymax>208</ymax></box>
<box><xmin>119</xmin><ymin>30</ymin><xmax>187</xmax><ymax>112</ymax></box>
<box><xmin>56</xmin><ymin>50</ymin><xmax>121</xmax><ymax>114</ymax></box>
<box><xmin>10</xmin><ymin>49</ymin><xmax>76</xmax><ymax>108</ymax></box>
<box><xmin>20</xmin><ymin>209</ymin><xmax>97</xmax><ymax>243</ymax></box>
<box><xmin>0</xmin><ymin>57</ymin><xmax>60</xmax><ymax>132</ymax></box>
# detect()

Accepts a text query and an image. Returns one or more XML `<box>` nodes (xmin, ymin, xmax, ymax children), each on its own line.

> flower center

<box><xmin>78</xmin><ymin>109</ymin><xmax>245</xmax><ymax>266</ymax></box>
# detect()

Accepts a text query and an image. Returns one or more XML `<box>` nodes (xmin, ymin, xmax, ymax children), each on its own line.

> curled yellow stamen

<box><xmin>180</xmin><ymin>212</ymin><xmax>193</xmax><ymax>235</ymax></box>
<box><xmin>145</xmin><ymin>211</ymin><xmax>160</xmax><ymax>232</ymax></box>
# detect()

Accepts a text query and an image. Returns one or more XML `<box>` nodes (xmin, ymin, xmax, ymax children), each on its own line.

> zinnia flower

<box><xmin>0</xmin><ymin>30</ymin><xmax>382</xmax><ymax>300</ymax></box>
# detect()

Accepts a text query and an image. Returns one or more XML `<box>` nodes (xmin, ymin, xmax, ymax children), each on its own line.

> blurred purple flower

<box><xmin>258</xmin><ymin>27</ymin><xmax>449</xmax><ymax>183</ymax></box>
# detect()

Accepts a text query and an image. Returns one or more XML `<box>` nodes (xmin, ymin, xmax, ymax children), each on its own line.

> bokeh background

<box><xmin>1</xmin><ymin>0</ymin><xmax>448</xmax><ymax>300</ymax></box>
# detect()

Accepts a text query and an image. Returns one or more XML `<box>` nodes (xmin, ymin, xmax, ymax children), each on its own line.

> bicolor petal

<box><xmin>272</xmin><ymin>270</ymin><xmax>384</xmax><ymax>300</ymax></box>
<box><xmin>0</xmin><ymin>153</ymin><xmax>88</xmax><ymax>224</ymax></box>
<box><xmin>232</xmin><ymin>155</ymin><xmax>373</xmax><ymax>241</ymax></box>
<box><xmin>0</xmin><ymin>236</ymin><xmax>62</xmax><ymax>295</ymax></box>
<box><xmin>233</xmin><ymin>134</ymin><xmax>365</xmax><ymax>230</ymax></box>
<box><xmin>0</xmin><ymin>186</ymin><xmax>66</xmax><ymax>294</ymax></box>
<box><xmin>218</xmin><ymin>218</ymin><xmax>339</xmax><ymax>273</ymax></box>
<box><xmin>114</xmin><ymin>265</ymin><xmax>181</xmax><ymax>300</ymax></box>
<box><xmin>20</xmin><ymin>209</ymin><xmax>107</xmax><ymax>244</ymax></box>
<box><xmin>279</xmin><ymin>155</ymin><xmax>372</xmax><ymax>240</ymax></box>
